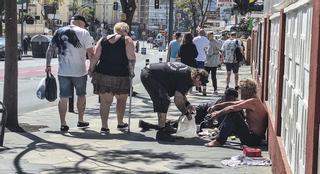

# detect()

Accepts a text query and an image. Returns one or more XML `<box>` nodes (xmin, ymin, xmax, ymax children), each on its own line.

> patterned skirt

<box><xmin>91</xmin><ymin>72</ymin><xmax>130</xmax><ymax>95</ymax></box>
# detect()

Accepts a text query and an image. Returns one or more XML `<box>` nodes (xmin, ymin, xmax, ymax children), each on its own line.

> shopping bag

<box><xmin>176</xmin><ymin>114</ymin><xmax>197</xmax><ymax>138</ymax></box>
<box><xmin>45</xmin><ymin>73</ymin><xmax>57</xmax><ymax>102</ymax></box>
<box><xmin>36</xmin><ymin>77</ymin><xmax>46</xmax><ymax>99</ymax></box>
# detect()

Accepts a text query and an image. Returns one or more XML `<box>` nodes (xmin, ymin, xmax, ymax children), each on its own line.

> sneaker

<box><xmin>139</xmin><ymin>120</ymin><xmax>158</xmax><ymax>130</ymax></box>
<box><xmin>100</xmin><ymin>128</ymin><xmax>110</xmax><ymax>135</ymax></box>
<box><xmin>213</xmin><ymin>90</ymin><xmax>218</xmax><ymax>95</ymax></box>
<box><xmin>77</xmin><ymin>121</ymin><xmax>89</xmax><ymax>127</ymax></box>
<box><xmin>235</xmin><ymin>86</ymin><xmax>240</xmax><ymax>90</ymax></box>
<box><xmin>117</xmin><ymin>123</ymin><xmax>128</xmax><ymax>129</ymax></box>
<box><xmin>156</xmin><ymin>129</ymin><xmax>175</xmax><ymax>142</ymax></box>
<box><xmin>60</xmin><ymin>125</ymin><xmax>69</xmax><ymax>131</ymax></box>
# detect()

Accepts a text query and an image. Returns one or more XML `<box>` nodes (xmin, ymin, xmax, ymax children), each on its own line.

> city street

<box><xmin>0</xmin><ymin>44</ymin><xmax>163</xmax><ymax>114</ymax></box>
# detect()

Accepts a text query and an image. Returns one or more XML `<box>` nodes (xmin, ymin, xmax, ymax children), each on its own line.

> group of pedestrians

<box><xmin>45</xmin><ymin>15</ymin><xmax>135</xmax><ymax>134</ymax></box>
<box><xmin>166</xmin><ymin>29</ymin><xmax>244</xmax><ymax>96</ymax></box>
<box><xmin>44</xmin><ymin>15</ymin><xmax>267</xmax><ymax>149</ymax></box>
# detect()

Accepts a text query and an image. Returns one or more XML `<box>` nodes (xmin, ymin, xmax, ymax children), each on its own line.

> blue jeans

<box><xmin>217</xmin><ymin>112</ymin><xmax>264</xmax><ymax>146</ymax></box>
<box><xmin>58</xmin><ymin>75</ymin><xmax>87</xmax><ymax>97</ymax></box>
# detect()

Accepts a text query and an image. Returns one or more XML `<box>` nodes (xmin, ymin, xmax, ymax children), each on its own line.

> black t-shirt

<box><xmin>147</xmin><ymin>62</ymin><xmax>193</xmax><ymax>96</ymax></box>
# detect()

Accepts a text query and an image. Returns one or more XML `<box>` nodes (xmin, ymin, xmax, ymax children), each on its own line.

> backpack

<box><xmin>234</xmin><ymin>40</ymin><xmax>245</xmax><ymax>63</ymax></box>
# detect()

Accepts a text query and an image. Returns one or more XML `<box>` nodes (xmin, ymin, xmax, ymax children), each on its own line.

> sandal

<box><xmin>77</xmin><ymin>121</ymin><xmax>90</xmax><ymax>127</ymax></box>
<box><xmin>117</xmin><ymin>123</ymin><xmax>128</xmax><ymax>129</ymax></box>
<box><xmin>100</xmin><ymin>128</ymin><xmax>110</xmax><ymax>135</ymax></box>
<box><xmin>60</xmin><ymin>125</ymin><xmax>69</xmax><ymax>131</ymax></box>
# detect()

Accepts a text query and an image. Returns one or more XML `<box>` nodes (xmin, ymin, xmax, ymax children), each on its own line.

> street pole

<box><xmin>20</xmin><ymin>3</ymin><xmax>24</xmax><ymax>45</ymax></box>
<box><xmin>168</xmin><ymin>0</ymin><xmax>173</xmax><ymax>46</ymax></box>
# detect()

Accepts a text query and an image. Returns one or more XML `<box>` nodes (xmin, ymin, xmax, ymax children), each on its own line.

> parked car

<box><xmin>0</xmin><ymin>37</ymin><xmax>23</xmax><ymax>61</ymax></box>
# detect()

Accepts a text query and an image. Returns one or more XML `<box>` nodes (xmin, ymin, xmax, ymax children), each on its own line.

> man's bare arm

<box><xmin>208</xmin><ymin>100</ymin><xmax>243</xmax><ymax>113</ymax></box>
<box><xmin>174</xmin><ymin>91</ymin><xmax>194</xmax><ymax>114</ymax></box>
<box><xmin>211</xmin><ymin>99</ymin><xmax>256</xmax><ymax>118</ymax></box>
<box><xmin>45</xmin><ymin>44</ymin><xmax>56</xmax><ymax>73</ymax></box>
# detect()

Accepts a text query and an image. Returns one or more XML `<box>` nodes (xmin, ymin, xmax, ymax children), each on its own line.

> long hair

<box><xmin>182</xmin><ymin>32</ymin><xmax>193</xmax><ymax>45</ymax></box>
<box><xmin>239</xmin><ymin>78</ymin><xmax>257</xmax><ymax>99</ymax></box>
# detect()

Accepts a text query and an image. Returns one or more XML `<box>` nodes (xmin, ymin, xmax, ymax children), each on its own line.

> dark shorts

<box><xmin>196</xmin><ymin>61</ymin><xmax>205</xmax><ymax>69</ymax></box>
<box><xmin>58</xmin><ymin>75</ymin><xmax>87</xmax><ymax>98</ymax></box>
<box><xmin>140</xmin><ymin>68</ymin><xmax>170</xmax><ymax>113</ymax></box>
<box><xmin>225</xmin><ymin>63</ymin><xmax>240</xmax><ymax>73</ymax></box>
<box><xmin>91</xmin><ymin>72</ymin><xmax>130</xmax><ymax>95</ymax></box>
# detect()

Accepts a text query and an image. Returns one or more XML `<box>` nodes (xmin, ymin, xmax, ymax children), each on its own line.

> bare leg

<box><xmin>58</xmin><ymin>97</ymin><xmax>69</xmax><ymax>125</ymax></box>
<box><xmin>77</xmin><ymin>95</ymin><xmax>86</xmax><ymax>122</ymax></box>
<box><xmin>158</xmin><ymin>113</ymin><xmax>167</xmax><ymax>128</ymax></box>
<box><xmin>99</xmin><ymin>93</ymin><xmax>114</xmax><ymax>129</ymax></box>
<box><xmin>226</xmin><ymin>71</ymin><xmax>231</xmax><ymax>87</ymax></box>
<box><xmin>115</xmin><ymin>94</ymin><xmax>128</xmax><ymax>125</ymax></box>
<box><xmin>235</xmin><ymin>73</ymin><xmax>239</xmax><ymax>87</ymax></box>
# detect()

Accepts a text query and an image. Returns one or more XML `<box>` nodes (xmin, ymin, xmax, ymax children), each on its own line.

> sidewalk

<box><xmin>0</xmin><ymin>65</ymin><xmax>272</xmax><ymax>174</ymax></box>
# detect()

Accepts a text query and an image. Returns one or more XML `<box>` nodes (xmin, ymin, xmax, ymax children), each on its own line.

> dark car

<box><xmin>0</xmin><ymin>37</ymin><xmax>23</xmax><ymax>61</ymax></box>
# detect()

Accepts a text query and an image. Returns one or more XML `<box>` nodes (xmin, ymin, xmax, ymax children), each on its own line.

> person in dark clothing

<box><xmin>178</xmin><ymin>32</ymin><xmax>198</xmax><ymax>68</ymax></box>
<box><xmin>140</xmin><ymin>62</ymin><xmax>209</xmax><ymax>141</ymax></box>
<box><xmin>22</xmin><ymin>36</ymin><xmax>29</xmax><ymax>55</ymax></box>
<box><xmin>89</xmin><ymin>22</ymin><xmax>136</xmax><ymax>134</ymax></box>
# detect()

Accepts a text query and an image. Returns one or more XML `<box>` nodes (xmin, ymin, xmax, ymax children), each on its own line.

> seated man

<box><xmin>140</xmin><ymin>62</ymin><xmax>209</xmax><ymax>142</ymax></box>
<box><xmin>205</xmin><ymin>78</ymin><xmax>268</xmax><ymax>147</ymax></box>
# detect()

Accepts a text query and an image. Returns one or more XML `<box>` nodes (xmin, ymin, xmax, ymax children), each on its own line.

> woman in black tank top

<box><xmin>89</xmin><ymin>22</ymin><xmax>136</xmax><ymax>134</ymax></box>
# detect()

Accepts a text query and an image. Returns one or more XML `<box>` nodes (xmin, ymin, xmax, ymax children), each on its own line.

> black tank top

<box><xmin>95</xmin><ymin>35</ymin><xmax>129</xmax><ymax>76</ymax></box>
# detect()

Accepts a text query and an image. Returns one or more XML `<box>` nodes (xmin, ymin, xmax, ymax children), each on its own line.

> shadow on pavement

<box><xmin>45</xmin><ymin>129</ymin><xmax>155</xmax><ymax>142</ymax></box>
<box><xmin>174</xmin><ymin>160</ymin><xmax>222</xmax><ymax>169</ymax></box>
<box><xmin>157</xmin><ymin>137</ymin><xmax>208</xmax><ymax>146</ymax></box>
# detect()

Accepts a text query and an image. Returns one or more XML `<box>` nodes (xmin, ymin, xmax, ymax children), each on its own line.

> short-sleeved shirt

<box><xmin>169</xmin><ymin>40</ymin><xmax>181</xmax><ymax>59</ymax></box>
<box><xmin>193</xmin><ymin>36</ymin><xmax>210</xmax><ymax>62</ymax></box>
<box><xmin>51</xmin><ymin>25</ymin><xmax>94</xmax><ymax>77</ymax></box>
<box><xmin>147</xmin><ymin>62</ymin><xmax>193</xmax><ymax>96</ymax></box>
<box><xmin>221</xmin><ymin>39</ymin><xmax>242</xmax><ymax>63</ymax></box>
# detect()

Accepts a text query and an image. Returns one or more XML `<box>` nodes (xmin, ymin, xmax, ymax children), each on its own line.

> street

<box><xmin>0</xmin><ymin>44</ymin><xmax>164</xmax><ymax>114</ymax></box>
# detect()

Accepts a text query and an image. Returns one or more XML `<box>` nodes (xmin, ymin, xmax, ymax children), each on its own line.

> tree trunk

<box><xmin>120</xmin><ymin>0</ymin><xmax>136</xmax><ymax>32</ymax></box>
<box><xmin>191</xmin><ymin>4</ymin><xmax>197</xmax><ymax>35</ymax></box>
<box><xmin>4</xmin><ymin>0</ymin><xmax>21</xmax><ymax>131</ymax></box>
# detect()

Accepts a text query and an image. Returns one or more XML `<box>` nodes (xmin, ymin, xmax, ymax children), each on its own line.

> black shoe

<box><xmin>202</xmin><ymin>89</ymin><xmax>207</xmax><ymax>96</ymax></box>
<box><xmin>226</xmin><ymin>85</ymin><xmax>229</xmax><ymax>89</ymax></box>
<box><xmin>117</xmin><ymin>123</ymin><xmax>128</xmax><ymax>129</ymax></box>
<box><xmin>77</xmin><ymin>121</ymin><xmax>89</xmax><ymax>127</ymax></box>
<box><xmin>60</xmin><ymin>125</ymin><xmax>69</xmax><ymax>131</ymax></box>
<box><xmin>100</xmin><ymin>128</ymin><xmax>110</xmax><ymax>134</ymax></box>
<box><xmin>235</xmin><ymin>86</ymin><xmax>240</xmax><ymax>90</ymax></box>
<box><xmin>156</xmin><ymin>129</ymin><xmax>175</xmax><ymax>142</ymax></box>
<box><xmin>163</xmin><ymin>126</ymin><xmax>177</xmax><ymax>134</ymax></box>
<box><xmin>139</xmin><ymin>120</ymin><xmax>158</xmax><ymax>130</ymax></box>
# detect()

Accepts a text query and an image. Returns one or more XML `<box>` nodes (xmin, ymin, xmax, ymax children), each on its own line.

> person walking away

<box><xmin>178</xmin><ymin>32</ymin><xmax>197</xmax><ymax>68</ymax></box>
<box><xmin>220</xmin><ymin>31</ymin><xmax>244</xmax><ymax>90</ymax></box>
<box><xmin>205</xmin><ymin>32</ymin><xmax>222</xmax><ymax>95</ymax></box>
<box><xmin>166</xmin><ymin>32</ymin><xmax>182</xmax><ymax>62</ymax></box>
<box><xmin>89</xmin><ymin>22</ymin><xmax>136</xmax><ymax>134</ymax></box>
<box><xmin>140</xmin><ymin>62</ymin><xmax>208</xmax><ymax>141</ymax></box>
<box><xmin>45</xmin><ymin>15</ymin><xmax>95</xmax><ymax>131</ymax></box>
<box><xmin>22</xmin><ymin>36</ymin><xmax>29</xmax><ymax>55</ymax></box>
<box><xmin>193</xmin><ymin>29</ymin><xmax>209</xmax><ymax>95</ymax></box>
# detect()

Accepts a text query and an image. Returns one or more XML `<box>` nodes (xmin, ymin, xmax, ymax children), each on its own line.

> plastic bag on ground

<box><xmin>36</xmin><ymin>77</ymin><xmax>46</xmax><ymax>99</ymax></box>
<box><xmin>176</xmin><ymin>114</ymin><xmax>197</xmax><ymax>138</ymax></box>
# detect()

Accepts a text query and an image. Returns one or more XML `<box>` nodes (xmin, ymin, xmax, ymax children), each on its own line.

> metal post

<box><xmin>20</xmin><ymin>3</ymin><xmax>24</xmax><ymax>45</ymax></box>
<box><xmin>68</xmin><ymin>87</ymin><xmax>74</xmax><ymax>112</ymax></box>
<box><xmin>0</xmin><ymin>102</ymin><xmax>7</xmax><ymax>146</ymax></box>
<box><xmin>168</xmin><ymin>0</ymin><xmax>174</xmax><ymax>45</ymax></box>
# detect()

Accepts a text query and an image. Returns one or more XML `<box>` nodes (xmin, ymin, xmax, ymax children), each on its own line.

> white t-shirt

<box><xmin>221</xmin><ymin>39</ymin><xmax>242</xmax><ymax>63</ymax></box>
<box><xmin>193</xmin><ymin>36</ymin><xmax>210</xmax><ymax>62</ymax></box>
<box><xmin>51</xmin><ymin>25</ymin><xmax>94</xmax><ymax>77</ymax></box>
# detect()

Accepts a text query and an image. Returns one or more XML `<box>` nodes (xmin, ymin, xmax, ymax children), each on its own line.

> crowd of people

<box><xmin>45</xmin><ymin>15</ymin><xmax>267</xmax><ymax>149</ymax></box>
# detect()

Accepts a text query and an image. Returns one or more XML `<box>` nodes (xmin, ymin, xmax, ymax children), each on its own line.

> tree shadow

<box><xmin>174</xmin><ymin>160</ymin><xmax>222</xmax><ymax>169</ymax></box>
<box><xmin>44</xmin><ymin>129</ymin><xmax>155</xmax><ymax>142</ymax></box>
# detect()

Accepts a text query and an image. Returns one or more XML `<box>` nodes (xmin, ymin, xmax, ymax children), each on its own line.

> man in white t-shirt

<box><xmin>220</xmin><ymin>32</ymin><xmax>243</xmax><ymax>90</ymax></box>
<box><xmin>45</xmin><ymin>15</ymin><xmax>95</xmax><ymax>131</ymax></box>
<box><xmin>193</xmin><ymin>29</ymin><xmax>210</xmax><ymax>95</ymax></box>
